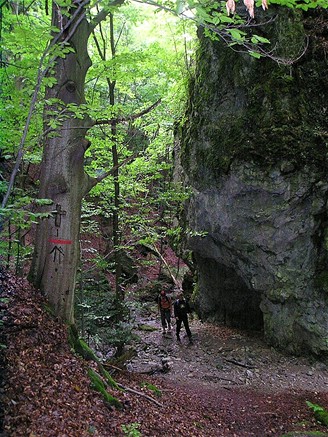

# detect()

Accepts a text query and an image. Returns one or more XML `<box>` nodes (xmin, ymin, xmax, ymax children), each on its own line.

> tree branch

<box><xmin>117</xmin><ymin>383</ymin><xmax>163</xmax><ymax>407</ymax></box>
<box><xmin>92</xmin><ymin>99</ymin><xmax>162</xmax><ymax>127</ymax></box>
<box><xmin>1</xmin><ymin>0</ymin><xmax>90</xmax><ymax>210</ymax></box>
<box><xmin>85</xmin><ymin>97</ymin><xmax>162</xmax><ymax>196</ymax></box>
<box><xmin>224</xmin><ymin>358</ymin><xmax>255</xmax><ymax>369</ymax></box>
<box><xmin>85</xmin><ymin>153</ymin><xmax>138</xmax><ymax>193</ymax></box>
<box><xmin>89</xmin><ymin>0</ymin><xmax>125</xmax><ymax>32</ymax></box>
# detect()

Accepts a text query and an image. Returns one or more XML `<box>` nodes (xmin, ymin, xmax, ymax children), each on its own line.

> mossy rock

<box><xmin>137</xmin><ymin>324</ymin><xmax>158</xmax><ymax>332</ymax></box>
<box><xmin>315</xmin><ymin>410</ymin><xmax>328</xmax><ymax>427</ymax></box>
<box><xmin>107</xmin><ymin>348</ymin><xmax>137</xmax><ymax>369</ymax></box>
<box><xmin>98</xmin><ymin>366</ymin><xmax>121</xmax><ymax>391</ymax></box>
<box><xmin>140</xmin><ymin>381</ymin><xmax>162</xmax><ymax>397</ymax></box>
<box><xmin>306</xmin><ymin>402</ymin><xmax>328</xmax><ymax>428</ymax></box>
<box><xmin>67</xmin><ymin>326</ymin><xmax>122</xmax><ymax>406</ymax></box>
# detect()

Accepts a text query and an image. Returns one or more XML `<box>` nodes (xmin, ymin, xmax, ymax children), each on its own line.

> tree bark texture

<box><xmin>29</xmin><ymin>0</ymin><xmax>93</xmax><ymax>323</ymax></box>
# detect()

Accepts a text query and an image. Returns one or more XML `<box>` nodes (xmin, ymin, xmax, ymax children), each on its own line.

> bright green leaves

<box><xmin>0</xmin><ymin>196</ymin><xmax>52</xmax><ymax>271</ymax></box>
<box><xmin>82</xmin><ymin>3</ymin><xmax>195</xmax><ymax>281</ymax></box>
<box><xmin>176</xmin><ymin>0</ymin><xmax>185</xmax><ymax>14</ymax></box>
<box><xmin>2</xmin><ymin>197</ymin><xmax>53</xmax><ymax>229</ymax></box>
<box><xmin>228</xmin><ymin>28</ymin><xmax>247</xmax><ymax>43</ymax></box>
<box><xmin>170</xmin><ymin>0</ymin><xmax>328</xmax><ymax>62</ymax></box>
<box><xmin>43</xmin><ymin>100</ymin><xmax>91</xmax><ymax>136</ymax></box>
<box><xmin>269</xmin><ymin>0</ymin><xmax>328</xmax><ymax>9</ymax></box>
<box><xmin>251</xmin><ymin>35</ymin><xmax>270</xmax><ymax>44</ymax></box>
<box><xmin>226</xmin><ymin>28</ymin><xmax>269</xmax><ymax>55</ymax></box>
<box><xmin>248</xmin><ymin>50</ymin><xmax>262</xmax><ymax>58</ymax></box>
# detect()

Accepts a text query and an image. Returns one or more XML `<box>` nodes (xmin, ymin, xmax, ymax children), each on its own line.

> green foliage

<box><xmin>75</xmin><ymin>273</ymin><xmax>136</xmax><ymax>356</ymax></box>
<box><xmin>140</xmin><ymin>381</ymin><xmax>162</xmax><ymax>397</ymax></box>
<box><xmin>0</xmin><ymin>197</ymin><xmax>52</xmax><ymax>270</ymax></box>
<box><xmin>269</xmin><ymin>0</ymin><xmax>328</xmax><ymax>10</ymax></box>
<box><xmin>306</xmin><ymin>401</ymin><xmax>328</xmax><ymax>426</ymax></box>
<box><xmin>80</xmin><ymin>4</ymin><xmax>196</xmax><ymax>326</ymax></box>
<box><xmin>179</xmin><ymin>0</ymin><xmax>328</xmax><ymax>62</ymax></box>
<box><xmin>1</xmin><ymin>197</ymin><xmax>52</xmax><ymax>227</ymax></box>
<box><xmin>121</xmin><ymin>422</ymin><xmax>142</xmax><ymax>437</ymax></box>
<box><xmin>0</xmin><ymin>5</ymin><xmax>50</xmax><ymax>162</ymax></box>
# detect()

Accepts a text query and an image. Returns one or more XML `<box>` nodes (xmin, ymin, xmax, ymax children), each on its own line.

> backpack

<box><xmin>159</xmin><ymin>294</ymin><xmax>170</xmax><ymax>309</ymax></box>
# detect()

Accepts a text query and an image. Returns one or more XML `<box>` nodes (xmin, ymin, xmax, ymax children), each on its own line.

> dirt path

<box><xmin>130</xmin><ymin>306</ymin><xmax>328</xmax><ymax>394</ymax></box>
<box><xmin>125</xmin><ymin>303</ymin><xmax>328</xmax><ymax>436</ymax></box>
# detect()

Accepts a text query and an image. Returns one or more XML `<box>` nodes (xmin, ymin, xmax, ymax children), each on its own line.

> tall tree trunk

<box><xmin>29</xmin><ymin>1</ymin><xmax>92</xmax><ymax>323</ymax></box>
<box><xmin>108</xmin><ymin>13</ymin><xmax>124</xmax><ymax>302</ymax></box>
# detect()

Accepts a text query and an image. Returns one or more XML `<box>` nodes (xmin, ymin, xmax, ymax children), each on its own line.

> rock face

<box><xmin>177</xmin><ymin>8</ymin><xmax>328</xmax><ymax>359</ymax></box>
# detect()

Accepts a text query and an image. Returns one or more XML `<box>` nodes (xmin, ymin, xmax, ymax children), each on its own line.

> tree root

<box><xmin>117</xmin><ymin>383</ymin><xmax>163</xmax><ymax>407</ymax></box>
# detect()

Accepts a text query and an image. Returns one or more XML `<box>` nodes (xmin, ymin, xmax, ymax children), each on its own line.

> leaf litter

<box><xmin>1</xmin><ymin>270</ymin><xmax>328</xmax><ymax>436</ymax></box>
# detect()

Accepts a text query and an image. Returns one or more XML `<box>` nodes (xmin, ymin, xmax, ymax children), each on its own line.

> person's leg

<box><xmin>160</xmin><ymin>309</ymin><xmax>167</xmax><ymax>332</ymax></box>
<box><xmin>182</xmin><ymin>317</ymin><xmax>192</xmax><ymax>340</ymax></box>
<box><xmin>166</xmin><ymin>310</ymin><xmax>172</xmax><ymax>331</ymax></box>
<box><xmin>176</xmin><ymin>318</ymin><xmax>182</xmax><ymax>341</ymax></box>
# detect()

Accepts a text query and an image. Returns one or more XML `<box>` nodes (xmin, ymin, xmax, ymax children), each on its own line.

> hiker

<box><xmin>157</xmin><ymin>290</ymin><xmax>172</xmax><ymax>334</ymax></box>
<box><xmin>174</xmin><ymin>291</ymin><xmax>192</xmax><ymax>343</ymax></box>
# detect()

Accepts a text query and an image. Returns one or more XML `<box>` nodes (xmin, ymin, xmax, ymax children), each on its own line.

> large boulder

<box><xmin>177</xmin><ymin>8</ymin><xmax>328</xmax><ymax>359</ymax></box>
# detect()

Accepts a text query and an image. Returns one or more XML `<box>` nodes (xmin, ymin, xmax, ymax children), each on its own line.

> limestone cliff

<box><xmin>177</xmin><ymin>8</ymin><xmax>328</xmax><ymax>359</ymax></box>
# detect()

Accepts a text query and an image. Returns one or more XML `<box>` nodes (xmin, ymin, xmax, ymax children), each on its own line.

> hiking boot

<box><xmin>167</xmin><ymin>324</ymin><xmax>172</xmax><ymax>332</ymax></box>
<box><xmin>162</xmin><ymin>329</ymin><xmax>166</xmax><ymax>334</ymax></box>
<box><xmin>177</xmin><ymin>336</ymin><xmax>181</xmax><ymax>343</ymax></box>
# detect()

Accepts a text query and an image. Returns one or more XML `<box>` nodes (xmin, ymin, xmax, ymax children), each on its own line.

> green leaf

<box><xmin>306</xmin><ymin>401</ymin><xmax>325</xmax><ymax>413</ymax></box>
<box><xmin>251</xmin><ymin>35</ymin><xmax>270</xmax><ymax>44</ymax></box>
<box><xmin>248</xmin><ymin>51</ymin><xmax>262</xmax><ymax>58</ymax></box>
<box><xmin>228</xmin><ymin>28</ymin><xmax>246</xmax><ymax>42</ymax></box>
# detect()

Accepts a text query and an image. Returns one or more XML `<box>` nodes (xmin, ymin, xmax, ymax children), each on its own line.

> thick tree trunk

<box><xmin>29</xmin><ymin>1</ymin><xmax>92</xmax><ymax>323</ymax></box>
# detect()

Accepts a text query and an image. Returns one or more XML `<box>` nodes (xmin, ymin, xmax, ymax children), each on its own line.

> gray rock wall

<box><xmin>178</xmin><ymin>9</ymin><xmax>328</xmax><ymax>359</ymax></box>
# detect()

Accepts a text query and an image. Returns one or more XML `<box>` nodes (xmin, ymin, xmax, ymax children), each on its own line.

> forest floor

<box><xmin>1</xmin><ymin>271</ymin><xmax>328</xmax><ymax>437</ymax></box>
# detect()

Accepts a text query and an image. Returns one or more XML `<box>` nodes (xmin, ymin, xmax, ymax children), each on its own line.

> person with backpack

<box><xmin>157</xmin><ymin>290</ymin><xmax>172</xmax><ymax>334</ymax></box>
<box><xmin>174</xmin><ymin>291</ymin><xmax>192</xmax><ymax>344</ymax></box>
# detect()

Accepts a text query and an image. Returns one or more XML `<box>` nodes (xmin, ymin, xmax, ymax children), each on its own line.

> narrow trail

<box><xmin>129</xmin><ymin>303</ymin><xmax>328</xmax><ymax>395</ymax></box>
<box><xmin>122</xmin><ymin>301</ymin><xmax>328</xmax><ymax>436</ymax></box>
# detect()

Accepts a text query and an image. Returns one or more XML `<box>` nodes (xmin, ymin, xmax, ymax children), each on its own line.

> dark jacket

<box><xmin>174</xmin><ymin>298</ymin><xmax>191</xmax><ymax>319</ymax></box>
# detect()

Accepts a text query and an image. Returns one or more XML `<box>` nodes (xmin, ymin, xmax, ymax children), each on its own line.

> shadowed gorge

<box><xmin>195</xmin><ymin>254</ymin><xmax>263</xmax><ymax>330</ymax></box>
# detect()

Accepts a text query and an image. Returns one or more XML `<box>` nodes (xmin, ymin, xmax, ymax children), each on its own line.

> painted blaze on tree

<box><xmin>29</xmin><ymin>0</ymin><xmax>166</xmax><ymax>323</ymax></box>
<box><xmin>29</xmin><ymin>0</ymin><xmax>104</xmax><ymax>323</ymax></box>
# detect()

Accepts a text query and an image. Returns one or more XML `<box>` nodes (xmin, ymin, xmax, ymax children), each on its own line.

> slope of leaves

<box><xmin>0</xmin><ymin>270</ymin><xmax>226</xmax><ymax>436</ymax></box>
<box><xmin>1</xmin><ymin>269</ymin><xmax>328</xmax><ymax>437</ymax></box>
<box><xmin>0</xmin><ymin>270</ymin><xmax>117</xmax><ymax>436</ymax></box>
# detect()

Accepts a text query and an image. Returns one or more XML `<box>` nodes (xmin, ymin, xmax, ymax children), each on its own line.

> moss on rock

<box><xmin>180</xmin><ymin>8</ymin><xmax>328</xmax><ymax>189</ymax></box>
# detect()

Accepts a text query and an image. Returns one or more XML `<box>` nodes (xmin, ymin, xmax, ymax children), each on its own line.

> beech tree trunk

<box><xmin>29</xmin><ymin>1</ymin><xmax>94</xmax><ymax>323</ymax></box>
